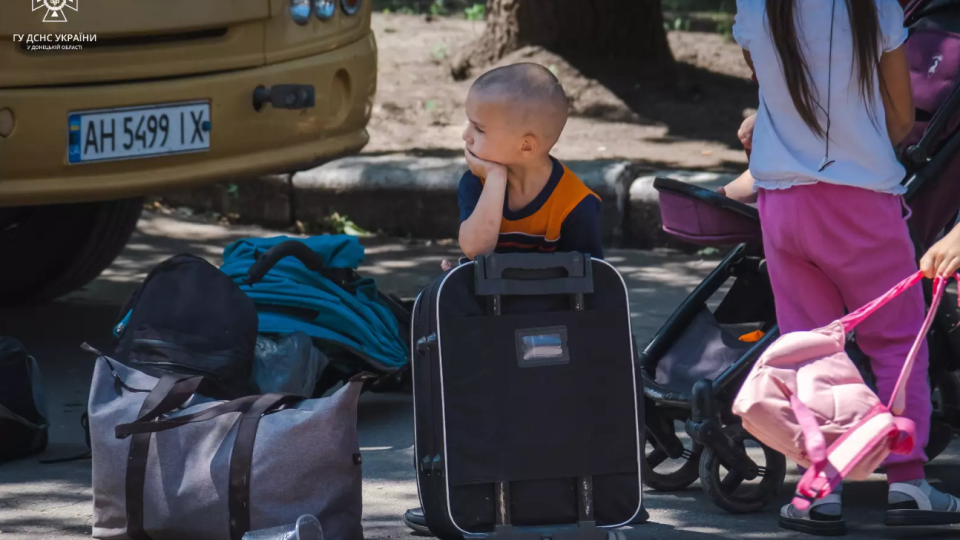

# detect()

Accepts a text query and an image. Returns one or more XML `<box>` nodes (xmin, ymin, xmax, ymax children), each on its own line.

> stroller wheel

<box><xmin>606</xmin><ymin>531</ymin><xmax>628</xmax><ymax>540</ymax></box>
<box><xmin>641</xmin><ymin>438</ymin><xmax>703</xmax><ymax>492</ymax></box>
<box><xmin>699</xmin><ymin>424</ymin><xmax>786</xmax><ymax>514</ymax></box>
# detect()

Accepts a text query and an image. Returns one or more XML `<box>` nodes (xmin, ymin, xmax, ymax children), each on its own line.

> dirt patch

<box><xmin>366</xmin><ymin>13</ymin><xmax>757</xmax><ymax>171</ymax></box>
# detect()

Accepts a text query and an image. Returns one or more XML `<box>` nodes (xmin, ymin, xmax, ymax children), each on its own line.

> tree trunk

<box><xmin>454</xmin><ymin>0</ymin><xmax>675</xmax><ymax>80</ymax></box>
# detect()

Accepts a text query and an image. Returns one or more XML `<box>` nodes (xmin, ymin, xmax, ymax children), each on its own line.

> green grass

<box><xmin>319</xmin><ymin>211</ymin><xmax>372</xmax><ymax>237</ymax></box>
<box><xmin>464</xmin><ymin>3</ymin><xmax>484</xmax><ymax>20</ymax></box>
<box><xmin>661</xmin><ymin>0</ymin><xmax>735</xmax><ymax>13</ymax></box>
<box><xmin>663</xmin><ymin>11</ymin><xmax>735</xmax><ymax>36</ymax></box>
<box><xmin>373</xmin><ymin>0</ymin><xmax>476</xmax><ymax>15</ymax></box>
<box><xmin>430</xmin><ymin>0</ymin><xmax>447</xmax><ymax>16</ymax></box>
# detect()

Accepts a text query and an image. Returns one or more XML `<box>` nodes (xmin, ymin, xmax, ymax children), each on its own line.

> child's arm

<box><xmin>921</xmin><ymin>226</ymin><xmax>960</xmax><ymax>278</ymax></box>
<box><xmin>718</xmin><ymin>170</ymin><xmax>757</xmax><ymax>204</ymax></box>
<box><xmin>880</xmin><ymin>43</ymin><xmax>915</xmax><ymax>145</ymax></box>
<box><xmin>739</xmin><ymin>113</ymin><xmax>756</xmax><ymax>151</ymax></box>
<box><xmin>458</xmin><ymin>149</ymin><xmax>508</xmax><ymax>259</ymax></box>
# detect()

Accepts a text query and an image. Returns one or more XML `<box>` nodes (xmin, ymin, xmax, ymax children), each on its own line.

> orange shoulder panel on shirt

<box><xmin>555</xmin><ymin>165</ymin><xmax>600</xmax><ymax>223</ymax></box>
<box><xmin>497</xmin><ymin>165</ymin><xmax>599</xmax><ymax>243</ymax></box>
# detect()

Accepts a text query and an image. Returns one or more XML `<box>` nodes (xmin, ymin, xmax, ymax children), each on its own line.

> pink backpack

<box><xmin>732</xmin><ymin>271</ymin><xmax>946</xmax><ymax>511</ymax></box>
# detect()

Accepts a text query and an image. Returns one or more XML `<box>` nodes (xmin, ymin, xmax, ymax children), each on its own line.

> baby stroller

<box><xmin>640</xmin><ymin>0</ymin><xmax>960</xmax><ymax>514</ymax></box>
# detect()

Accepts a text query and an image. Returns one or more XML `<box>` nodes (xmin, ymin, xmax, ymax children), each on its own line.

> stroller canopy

<box><xmin>220</xmin><ymin>235</ymin><xmax>408</xmax><ymax>373</ymax></box>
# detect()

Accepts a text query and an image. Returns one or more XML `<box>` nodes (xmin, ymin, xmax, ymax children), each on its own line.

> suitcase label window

<box><xmin>516</xmin><ymin>327</ymin><xmax>570</xmax><ymax>367</ymax></box>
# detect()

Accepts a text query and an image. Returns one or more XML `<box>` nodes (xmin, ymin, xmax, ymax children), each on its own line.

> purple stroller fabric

<box><xmin>657</xmin><ymin>190</ymin><xmax>762</xmax><ymax>247</ymax></box>
<box><xmin>903</xmin><ymin>24</ymin><xmax>960</xmax><ymax>247</ymax></box>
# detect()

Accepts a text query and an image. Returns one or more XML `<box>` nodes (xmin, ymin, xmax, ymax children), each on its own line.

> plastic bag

<box><xmin>252</xmin><ymin>332</ymin><xmax>327</xmax><ymax>396</ymax></box>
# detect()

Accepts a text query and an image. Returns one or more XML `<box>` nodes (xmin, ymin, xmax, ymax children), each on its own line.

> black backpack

<box><xmin>0</xmin><ymin>337</ymin><xmax>49</xmax><ymax>462</ymax></box>
<box><xmin>113</xmin><ymin>254</ymin><xmax>259</xmax><ymax>398</ymax></box>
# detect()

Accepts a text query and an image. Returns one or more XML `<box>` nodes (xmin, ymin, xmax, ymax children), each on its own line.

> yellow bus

<box><xmin>0</xmin><ymin>0</ymin><xmax>377</xmax><ymax>303</ymax></box>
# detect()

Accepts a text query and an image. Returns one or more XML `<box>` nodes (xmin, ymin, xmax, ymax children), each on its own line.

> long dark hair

<box><xmin>766</xmin><ymin>0</ymin><xmax>885</xmax><ymax>138</ymax></box>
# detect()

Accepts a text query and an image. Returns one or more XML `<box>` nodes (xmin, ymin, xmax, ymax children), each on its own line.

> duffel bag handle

<box><xmin>474</xmin><ymin>252</ymin><xmax>594</xmax><ymax>297</ymax></box>
<box><xmin>128</xmin><ymin>375</ymin><xmax>206</xmax><ymax>426</ymax></box>
<box><xmin>118</xmin><ymin>373</ymin><xmax>304</xmax><ymax>540</ymax></box>
<box><xmin>244</xmin><ymin>240</ymin><xmax>327</xmax><ymax>285</ymax></box>
<box><xmin>114</xmin><ymin>392</ymin><xmax>300</xmax><ymax>439</ymax></box>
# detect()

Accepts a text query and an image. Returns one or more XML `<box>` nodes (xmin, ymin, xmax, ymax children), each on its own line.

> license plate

<box><xmin>68</xmin><ymin>101</ymin><xmax>211</xmax><ymax>164</ymax></box>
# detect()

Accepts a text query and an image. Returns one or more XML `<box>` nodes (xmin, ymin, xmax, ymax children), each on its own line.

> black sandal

<box><xmin>885</xmin><ymin>481</ymin><xmax>960</xmax><ymax>527</ymax></box>
<box><xmin>779</xmin><ymin>494</ymin><xmax>847</xmax><ymax>537</ymax></box>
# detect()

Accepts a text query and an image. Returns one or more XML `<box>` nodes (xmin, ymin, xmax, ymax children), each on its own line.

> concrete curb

<box><xmin>159</xmin><ymin>155</ymin><xmax>738</xmax><ymax>249</ymax></box>
<box><xmin>291</xmin><ymin>155</ymin><xmax>640</xmax><ymax>240</ymax></box>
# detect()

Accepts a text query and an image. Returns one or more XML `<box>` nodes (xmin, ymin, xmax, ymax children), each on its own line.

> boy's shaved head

<box><xmin>469</xmin><ymin>63</ymin><xmax>569</xmax><ymax>148</ymax></box>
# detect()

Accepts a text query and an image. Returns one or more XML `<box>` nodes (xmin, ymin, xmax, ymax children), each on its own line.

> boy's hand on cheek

<box><xmin>465</xmin><ymin>148</ymin><xmax>507</xmax><ymax>181</ymax></box>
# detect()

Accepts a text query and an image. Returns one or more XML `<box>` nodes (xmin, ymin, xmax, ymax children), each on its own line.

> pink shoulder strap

<box><xmin>839</xmin><ymin>272</ymin><xmax>947</xmax><ymax>415</ymax></box>
<box><xmin>839</xmin><ymin>272</ymin><xmax>925</xmax><ymax>333</ymax></box>
<box><xmin>888</xmin><ymin>276</ymin><xmax>946</xmax><ymax>415</ymax></box>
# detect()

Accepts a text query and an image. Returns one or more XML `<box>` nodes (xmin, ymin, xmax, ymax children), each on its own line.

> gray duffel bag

<box><xmin>88</xmin><ymin>353</ymin><xmax>364</xmax><ymax>540</ymax></box>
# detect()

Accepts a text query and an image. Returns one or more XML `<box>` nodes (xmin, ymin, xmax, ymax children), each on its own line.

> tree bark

<box><xmin>454</xmin><ymin>0</ymin><xmax>675</xmax><ymax>80</ymax></box>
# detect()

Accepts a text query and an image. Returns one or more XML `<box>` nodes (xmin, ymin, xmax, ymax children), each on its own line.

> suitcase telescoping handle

<box><xmin>474</xmin><ymin>252</ymin><xmax>594</xmax><ymax>297</ymax></box>
<box><xmin>244</xmin><ymin>240</ymin><xmax>327</xmax><ymax>285</ymax></box>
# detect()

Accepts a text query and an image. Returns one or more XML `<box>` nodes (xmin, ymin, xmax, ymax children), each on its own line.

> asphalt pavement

<box><xmin>1</xmin><ymin>211</ymin><xmax>958</xmax><ymax>539</ymax></box>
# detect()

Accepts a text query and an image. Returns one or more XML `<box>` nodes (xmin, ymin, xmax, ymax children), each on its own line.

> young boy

<box><xmin>440</xmin><ymin>62</ymin><xmax>604</xmax><ymax>271</ymax></box>
<box><xmin>407</xmin><ymin>63</ymin><xmax>604</xmax><ymax>535</ymax></box>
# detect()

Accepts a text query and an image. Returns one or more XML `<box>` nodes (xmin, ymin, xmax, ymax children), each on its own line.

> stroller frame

<box><xmin>640</xmin><ymin>0</ymin><xmax>960</xmax><ymax>514</ymax></box>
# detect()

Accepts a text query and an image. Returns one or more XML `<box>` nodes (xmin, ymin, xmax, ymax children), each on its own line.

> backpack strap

<box><xmin>792</xmin><ymin>406</ymin><xmax>899</xmax><ymax>509</ymax></box>
<box><xmin>838</xmin><ymin>271</ymin><xmax>924</xmax><ymax>333</ymax></box>
<box><xmin>889</xmin><ymin>276</ymin><xmax>946</xmax><ymax>415</ymax></box>
<box><xmin>771</xmin><ymin>376</ymin><xmax>827</xmax><ymax>466</ymax></box>
<box><xmin>838</xmin><ymin>273</ymin><xmax>947</xmax><ymax>416</ymax></box>
<box><xmin>792</xmin><ymin>409</ymin><xmax>918</xmax><ymax>510</ymax></box>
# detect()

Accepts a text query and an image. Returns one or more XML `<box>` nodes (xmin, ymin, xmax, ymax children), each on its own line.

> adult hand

<box><xmin>920</xmin><ymin>228</ymin><xmax>960</xmax><ymax>278</ymax></box>
<box><xmin>441</xmin><ymin>259</ymin><xmax>453</xmax><ymax>272</ymax></box>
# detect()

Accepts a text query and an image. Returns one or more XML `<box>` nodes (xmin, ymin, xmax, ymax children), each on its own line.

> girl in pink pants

<box><xmin>725</xmin><ymin>0</ymin><xmax>960</xmax><ymax>535</ymax></box>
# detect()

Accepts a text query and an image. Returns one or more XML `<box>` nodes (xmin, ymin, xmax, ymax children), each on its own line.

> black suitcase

<box><xmin>411</xmin><ymin>252</ymin><xmax>646</xmax><ymax>540</ymax></box>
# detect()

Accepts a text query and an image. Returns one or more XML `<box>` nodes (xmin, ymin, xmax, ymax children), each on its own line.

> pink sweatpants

<box><xmin>758</xmin><ymin>182</ymin><xmax>930</xmax><ymax>483</ymax></box>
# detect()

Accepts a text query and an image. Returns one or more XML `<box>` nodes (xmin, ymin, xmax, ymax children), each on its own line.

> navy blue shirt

<box><xmin>458</xmin><ymin>158</ymin><xmax>604</xmax><ymax>259</ymax></box>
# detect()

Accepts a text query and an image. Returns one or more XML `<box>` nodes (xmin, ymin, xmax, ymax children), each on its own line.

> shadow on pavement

<box><xmin>6</xmin><ymin>212</ymin><xmax>957</xmax><ymax>539</ymax></box>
